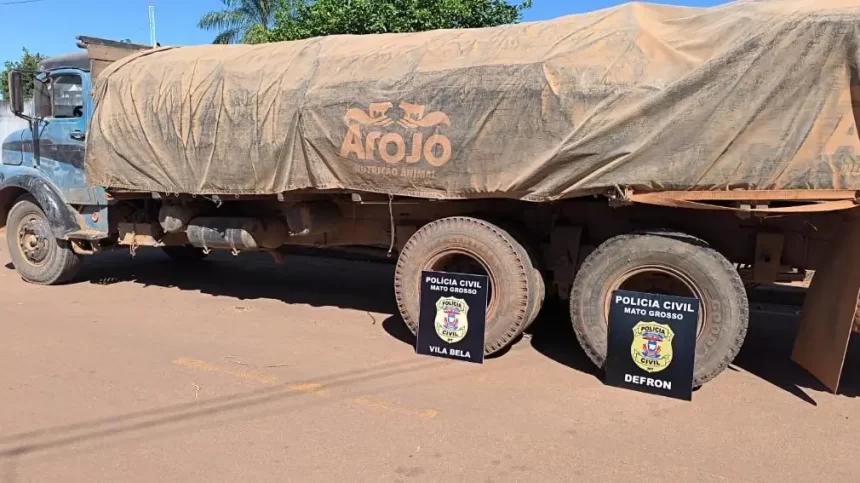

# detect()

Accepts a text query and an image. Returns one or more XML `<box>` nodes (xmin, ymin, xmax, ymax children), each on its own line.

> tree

<box><xmin>198</xmin><ymin>0</ymin><xmax>282</xmax><ymax>44</ymax></box>
<box><xmin>1</xmin><ymin>48</ymin><xmax>46</xmax><ymax>101</ymax></box>
<box><xmin>266</xmin><ymin>0</ymin><xmax>531</xmax><ymax>43</ymax></box>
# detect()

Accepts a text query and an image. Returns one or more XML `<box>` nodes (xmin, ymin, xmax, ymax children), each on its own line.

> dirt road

<box><xmin>0</xmin><ymin>243</ymin><xmax>858</xmax><ymax>482</ymax></box>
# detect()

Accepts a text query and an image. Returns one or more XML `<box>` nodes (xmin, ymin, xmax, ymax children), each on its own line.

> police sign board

<box><xmin>605</xmin><ymin>289</ymin><xmax>699</xmax><ymax>401</ymax></box>
<box><xmin>416</xmin><ymin>270</ymin><xmax>488</xmax><ymax>364</ymax></box>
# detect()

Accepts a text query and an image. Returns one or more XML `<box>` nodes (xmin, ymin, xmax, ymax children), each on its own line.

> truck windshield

<box><xmin>49</xmin><ymin>74</ymin><xmax>84</xmax><ymax>119</ymax></box>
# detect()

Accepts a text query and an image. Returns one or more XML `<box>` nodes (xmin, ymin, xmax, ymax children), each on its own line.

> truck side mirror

<box><xmin>8</xmin><ymin>70</ymin><xmax>24</xmax><ymax>115</ymax></box>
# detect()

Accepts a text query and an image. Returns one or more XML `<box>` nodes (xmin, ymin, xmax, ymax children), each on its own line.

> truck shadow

<box><xmin>379</xmin><ymin>296</ymin><xmax>599</xmax><ymax>376</ymax></box>
<box><xmin>25</xmin><ymin>249</ymin><xmax>858</xmax><ymax>403</ymax></box>
<box><xmin>70</xmin><ymin>248</ymin><xmax>400</xmax><ymax>315</ymax></box>
<box><xmin>526</xmin><ymin>298</ymin><xmax>602</xmax><ymax>380</ymax></box>
<box><xmin>516</xmin><ymin>288</ymin><xmax>860</xmax><ymax>404</ymax></box>
<box><xmin>732</xmin><ymin>286</ymin><xmax>860</xmax><ymax>404</ymax></box>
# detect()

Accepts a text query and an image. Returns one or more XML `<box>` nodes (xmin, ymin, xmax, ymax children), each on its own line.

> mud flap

<box><xmin>791</xmin><ymin>213</ymin><xmax>860</xmax><ymax>392</ymax></box>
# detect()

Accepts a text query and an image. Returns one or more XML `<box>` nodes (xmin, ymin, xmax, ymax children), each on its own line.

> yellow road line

<box><xmin>171</xmin><ymin>357</ymin><xmax>437</xmax><ymax>419</ymax></box>
<box><xmin>287</xmin><ymin>382</ymin><xmax>326</xmax><ymax>394</ymax></box>
<box><xmin>351</xmin><ymin>396</ymin><xmax>439</xmax><ymax>419</ymax></box>
<box><xmin>172</xmin><ymin>357</ymin><xmax>281</xmax><ymax>386</ymax></box>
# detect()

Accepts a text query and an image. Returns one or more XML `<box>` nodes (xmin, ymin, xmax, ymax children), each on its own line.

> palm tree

<box><xmin>198</xmin><ymin>0</ymin><xmax>279</xmax><ymax>44</ymax></box>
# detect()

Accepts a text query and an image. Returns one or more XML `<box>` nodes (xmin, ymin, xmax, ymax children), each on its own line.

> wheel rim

<box><xmin>602</xmin><ymin>265</ymin><xmax>706</xmax><ymax>339</ymax></box>
<box><xmin>423</xmin><ymin>249</ymin><xmax>496</xmax><ymax>328</ymax></box>
<box><xmin>16</xmin><ymin>214</ymin><xmax>51</xmax><ymax>267</ymax></box>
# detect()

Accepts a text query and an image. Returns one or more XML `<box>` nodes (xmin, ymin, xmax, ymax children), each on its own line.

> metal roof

<box><xmin>38</xmin><ymin>52</ymin><xmax>90</xmax><ymax>72</ymax></box>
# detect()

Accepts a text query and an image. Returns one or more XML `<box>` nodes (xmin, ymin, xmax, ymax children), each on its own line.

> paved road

<box><xmin>0</xmin><ymin>243</ymin><xmax>858</xmax><ymax>482</ymax></box>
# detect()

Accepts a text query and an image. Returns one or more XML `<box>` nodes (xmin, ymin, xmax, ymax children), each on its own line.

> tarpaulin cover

<box><xmin>85</xmin><ymin>0</ymin><xmax>860</xmax><ymax>201</ymax></box>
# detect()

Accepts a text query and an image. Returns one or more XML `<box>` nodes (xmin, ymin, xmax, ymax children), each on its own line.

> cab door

<box><xmin>35</xmin><ymin>69</ymin><xmax>96</xmax><ymax>204</ymax></box>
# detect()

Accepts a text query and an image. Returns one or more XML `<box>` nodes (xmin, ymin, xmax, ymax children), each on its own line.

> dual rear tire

<box><xmin>394</xmin><ymin>219</ymin><xmax>748</xmax><ymax>386</ymax></box>
<box><xmin>394</xmin><ymin>217</ymin><xmax>544</xmax><ymax>355</ymax></box>
<box><xmin>570</xmin><ymin>232</ymin><xmax>749</xmax><ymax>387</ymax></box>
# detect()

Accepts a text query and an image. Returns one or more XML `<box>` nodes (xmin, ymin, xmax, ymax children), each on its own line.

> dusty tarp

<box><xmin>85</xmin><ymin>0</ymin><xmax>860</xmax><ymax>201</ymax></box>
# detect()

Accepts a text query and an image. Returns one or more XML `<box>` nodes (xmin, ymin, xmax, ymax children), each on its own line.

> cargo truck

<box><xmin>3</xmin><ymin>0</ymin><xmax>860</xmax><ymax>391</ymax></box>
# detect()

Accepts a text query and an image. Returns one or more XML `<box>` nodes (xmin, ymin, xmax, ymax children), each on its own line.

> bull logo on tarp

<box><xmin>340</xmin><ymin>102</ymin><xmax>452</xmax><ymax>167</ymax></box>
<box><xmin>434</xmin><ymin>296</ymin><xmax>469</xmax><ymax>343</ymax></box>
<box><xmin>630</xmin><ymin>321</ymin><xmax>674</xmax><ymax>373</ymax></box>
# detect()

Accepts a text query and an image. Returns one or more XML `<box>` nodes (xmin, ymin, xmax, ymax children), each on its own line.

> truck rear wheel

<box><xmin>394</xmin><ymin>216</ymin><xmax>540</xmax><ymax>355</ymax></box>
<box><xmin>6</xmin><ymin>195</ymin><xmax>81</xmax><ymax>285</ymax></box>
<box><xmin>570</xmin><ymin>232</ymin><xmax>748</xmax><ymax>387</ymax></box>
<box><xmin>496</xmin><ymin>223</ymin><xmax>546</xmax><ymax>331</ymax></box>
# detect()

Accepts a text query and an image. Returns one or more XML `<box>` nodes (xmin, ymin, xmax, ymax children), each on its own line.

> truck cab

<box><xmin>1</xmin><ymin>52</ymin><xmax>99</xmax><ymax>205</ymax></box>
<box><xmin>1</xmin><ymin>37</ymin><xmax>152</xmax><ymax>284</ymax></box>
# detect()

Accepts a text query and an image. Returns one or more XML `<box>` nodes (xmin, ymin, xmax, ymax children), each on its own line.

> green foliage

<box><xmin>267</xmin><ymin>0</ymin><xmax>532</xmax><ymax>42</ymax></box>
<box><xmin>244</xmin><ymin>23</ymin><xmax>274</xmax><ymax>44</ymax></box>
<box><xmin>1</xmin><ymin>47</ymin><xmax>46</xmax><ymax>101</ymax></box>
<box><xmin>198</xmin><ymin>0</ymin><xmax>281</xmax><ymax>44</ymax></box>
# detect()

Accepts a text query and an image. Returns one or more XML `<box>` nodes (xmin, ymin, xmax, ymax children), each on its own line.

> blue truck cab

<box><xmin>1</xmin><ymin>37</ymin><xmax>152</xmax><ymax>284</ymax></box>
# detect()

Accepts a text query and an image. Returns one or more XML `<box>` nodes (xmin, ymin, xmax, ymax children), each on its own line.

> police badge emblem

<box><xmin>434</xmin><ymin>296</ymin><xmax>470</xmax><ymax>343</ymax></box>
<box><xmin>630</xmin><ymin>321</ymin><xmax>675</xmax><ymax>373</ymax></box>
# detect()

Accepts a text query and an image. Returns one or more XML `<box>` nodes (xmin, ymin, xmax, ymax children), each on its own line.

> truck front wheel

<box><xmin>394</xmin><ymin>216</ymin><xmax>541</xmax><ymax>355</ymax></box>
<box><xmin>6</xmin><ymin>195</ymin><xmax>81</xmax><ymax>285</ymax></box>
<box><xmin>570</xmin><ymin>232</ymin><xmax>749</xmax><ymax>387</ymax></box>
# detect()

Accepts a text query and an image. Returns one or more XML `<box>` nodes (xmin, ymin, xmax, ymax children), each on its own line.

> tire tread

<box><xmin>394</xmin><ymin>216</ymin><xmax>535</xmax><ymax>355</ymax></box>
<box><xmin>5</xmin><ymin>195</ymin><xmax>81</xmax><ymax>285</ymax></box>
<box><xmin>570</xmin><ymin>232</ymin><xmax>748</xmax><ymax>387</ymax></box>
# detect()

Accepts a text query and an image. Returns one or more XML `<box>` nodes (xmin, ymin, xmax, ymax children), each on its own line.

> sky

<box><xmin>0</xmin><ymin>0</ymin><xmax>729</xmax><ymax>66</ymax></box>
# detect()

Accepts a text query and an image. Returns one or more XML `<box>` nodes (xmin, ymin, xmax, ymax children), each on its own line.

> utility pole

<box><xmin>148</xmin><ymin>5</ymin><xmax>157</xmax><ymax>47</ymax></box>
